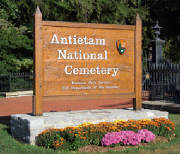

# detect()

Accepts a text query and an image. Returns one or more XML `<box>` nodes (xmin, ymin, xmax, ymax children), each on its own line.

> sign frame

<box><xmin>33</xmin><ymin>7</ymin><xmax>142</xmax><ymax>116</ymax></box>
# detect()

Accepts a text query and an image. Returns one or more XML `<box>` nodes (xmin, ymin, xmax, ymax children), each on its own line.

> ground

<box><xmin>0</xmin><ymin>96</ymin><xmax>179</xmax><ymax>154</ymax></box>
<box><xmin>78</xmin><ymin>136</ymin><xmax>169</xmax><ymax>153</ymax></box>
<box><xmin>0</xmin><ymin>96</ymin><xmax>132</xmax><ymax>124</ymax></box>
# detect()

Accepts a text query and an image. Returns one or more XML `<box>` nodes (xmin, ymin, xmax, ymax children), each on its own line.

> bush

<box><xmin>36</xmin><ymin>130</ymin><xmax>65</xmax><ymax>149</ymax></box>
<box><xmin>101</xmin><ymin>131</ymin><xmax>141</xmax><ymax>146</ymax></box>
<box><xmin>36</xmin><ymin>118</ymin><xmax>175</xmax><ymax>151</ymax></box>
<box><xmin>101</xmin><ymin>129</ymin><xmax>156</xmax><ymax>146</ymax></box>
<box><xmin>138</xmin><ymin>129</ymin><xmax>156</xmax><ymax>143</ymax></box>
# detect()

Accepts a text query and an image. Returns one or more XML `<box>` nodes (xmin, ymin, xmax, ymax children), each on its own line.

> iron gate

<box><xmin>142</xmin><ymin>61</ymin><xmax>179</xmax><ymax>102</ymax></box>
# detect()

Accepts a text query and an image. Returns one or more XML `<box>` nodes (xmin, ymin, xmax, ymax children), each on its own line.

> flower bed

<box><xmin>36</xmin><ymin>118</ymin><xmax>175</xmax><ymax>151</ymax></box>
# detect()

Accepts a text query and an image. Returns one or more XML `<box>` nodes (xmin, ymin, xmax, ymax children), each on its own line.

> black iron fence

<box><xmin>0</xmin><ymin>72</ymin><xmax>33</xmax><ymax>92</ymax></box>
<box><xmin>142</xmin><ymin>62</ymin><xmax>179</xmax><ymax>102</ymax></box>
<box><xmin>0</xmin><ymin>65</ymin><xmax>179</xmax><ymax>102</ymax></box>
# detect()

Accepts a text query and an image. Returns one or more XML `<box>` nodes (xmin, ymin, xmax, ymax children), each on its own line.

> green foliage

<box><xmin>0</xmin><ymin>0</ymin><xmax>179</xmax><ymax>73</ymax></box>
<box><xmin>36</xmin><ymin>118</ymin><xmax>176</xmax><ymax>151</ymax></box>
<box><xmin>0</xmin><ymin>114</ymin><xmax>179</xmax><ymax>154</ymax></box>
<box><xmin>36</xmin><ymin>130</ymin><xmax>65</xmax><ymax>149</ymax></box>
<box><xmin>0</xmin><ymin>0</ymin><xmax>33</xmax><ymax>73</ymax></box>
<box><xmin>36</xmin><ymin>129</ymin><xmax>89</xmax><ymax>151</ymax></box>
<box><xmin>36</xmin><ymin>125</ymin><xmax>106</xmax><ymax>151</ymax></box>
<box><xmin>163</xmin><ymin>38</ymin><xmax>180</xmax><ymax>63</ymax></box>
<box><xmin>145</xmin><ymin>0</ymin><xmax>180</xmax><ymax>62</ymax></box>
<box><xmin>0</xmin><ymin>124</ymin><xmax>55</xmax><ymax>154</ymax></box>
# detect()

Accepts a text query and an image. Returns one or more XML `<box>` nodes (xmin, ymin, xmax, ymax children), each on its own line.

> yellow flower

<box><xmin>113</xmin><ymin>120</ymin><xmax>126</xmax><ymax>123</ymax></box>
<box><xmin>77</xmin><ymin>122</ymin><xmax>93</xmax><ymax>127</ymax></box>
<box><xmin>142</xmin><ymin>119</ymin><xmax>151</xmax><ymax>121</ymax></box>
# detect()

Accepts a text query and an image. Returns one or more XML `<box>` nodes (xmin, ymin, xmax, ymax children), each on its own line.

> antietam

<box><xmin>57</xmin><ymin>50</ymin><xmax>108</xmax><ymax>60</ymax></box>
<box><xmin>50</xmin><ymin>34</ymin><xmax>105</xmax><ymax>45</ymax></box>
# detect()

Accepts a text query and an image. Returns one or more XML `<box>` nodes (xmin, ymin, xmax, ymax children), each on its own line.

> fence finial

<box><xmin>136</xmin><ymin>14</ymin><xmax>141</xmax><ymax>21</ymax></box>
<box><xmin>35</xmin><ymin>6</ymin><xmax>41</xmax><ymax>15</ymax></box>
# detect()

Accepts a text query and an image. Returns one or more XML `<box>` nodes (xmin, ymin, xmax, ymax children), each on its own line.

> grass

<box><xmin>0</xmin><ymin>114</ymin><xmax>179</xmax><ymax>154</ymax></box>
<box><xmin>0</xmin><ymin>124</ymin><xmax>54</xmax><ymax>154</ymax></box>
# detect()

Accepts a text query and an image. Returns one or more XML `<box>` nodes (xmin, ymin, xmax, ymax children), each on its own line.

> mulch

<box><xmin>78</xmin><ymin>136</ymin><xmax>169</xmax><ymax>153</ymax></box>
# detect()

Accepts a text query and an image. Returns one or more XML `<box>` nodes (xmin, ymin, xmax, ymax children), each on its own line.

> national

<box><xmin>57</xmin><ymin>49</ymin><xmax>108</xmax><ymax>60</ymax></box>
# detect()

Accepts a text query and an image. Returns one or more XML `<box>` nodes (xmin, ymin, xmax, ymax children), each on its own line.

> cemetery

<box><xmin>0</xmin><ymin>1</ymin><xmax>179</xmax><ymax>154</ymax></box>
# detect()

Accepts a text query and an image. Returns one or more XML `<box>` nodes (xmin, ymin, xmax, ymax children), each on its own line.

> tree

<box><xmin>145</xmin><ymin>0</ymin><xmax>180</xmax><ymax>63</ymax></box>
<box><xmin>0</xmin><ymin>0</ymin><xmax>179</xmax><ymax>74</ymax></box>
<box><xmin>0</xmin><ymin>0</ymin><xmax>33</xmax><ymax>73</ymax></box>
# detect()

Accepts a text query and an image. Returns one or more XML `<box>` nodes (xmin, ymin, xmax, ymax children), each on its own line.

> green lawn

<box><xmin>0</xmin><ymin>114</ymin><xmax>179</xmax><ymax>154</ymax></box>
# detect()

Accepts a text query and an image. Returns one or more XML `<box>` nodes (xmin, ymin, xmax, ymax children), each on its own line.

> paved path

<box><xmin>143</xmin><ymin>100</ymin><xmax>180</xmax><ymax>113</ymax></box>
<box><xmin>0</xmin><ymin>96</ymin><xmax>132</xmax><ymax>116</ymax></box>
<box><xmin>1</xmin><ymin>96</ymin><xmax>179</xmax><ymax>124</ymax></box>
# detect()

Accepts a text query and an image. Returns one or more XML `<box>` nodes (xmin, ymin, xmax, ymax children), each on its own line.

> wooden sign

<box><xmin>33</xmin><ymin>7</ymin><xmax>142</xmax><ymax>116</ymax></box>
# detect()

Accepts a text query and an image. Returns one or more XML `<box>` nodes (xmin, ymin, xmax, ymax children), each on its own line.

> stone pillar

<box><xmin>151</xmin><ymin>21</ymin><xmax>165</xmax><ymax>65</ymax></box>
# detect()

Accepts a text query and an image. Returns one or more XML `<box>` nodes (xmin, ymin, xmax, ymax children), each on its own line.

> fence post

<box><xmin>133</xmin><ymin>14</ymin><xmax>142</xmax><ymax>110</ymax></box>
<box><xmin>151</xmin><ymin>21</ymin><xmax>165</xmax><ymax>65</ymax></box>
<box><xmin>33</xmin><ymin>6</ymin><xmax>43</xmax><ymax>116</ymax></box>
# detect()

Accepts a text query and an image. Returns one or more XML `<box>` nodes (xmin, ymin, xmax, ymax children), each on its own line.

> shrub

<box><xmin>101</xmin><ymin>131</ymin><xmax>141</xmax><ymax>146</ymax></box>
<box><xmin>101</xmin><ymin>129</ymin><xmax>156</xmax><ymax>146</ymax></box>
<box><xmin>137</xmin><ymin>129</ymin><xmax>156</xmax><ymax>143</ymax></box>
<box><xmin>36</xmin><ymin>118</ymin><xmax>175</xmax><ymax>151</ymax></box>
<box><xmin>36</xmin><ymin>130</ymin><xmax>65</xmax><ymax>149</ymax></box>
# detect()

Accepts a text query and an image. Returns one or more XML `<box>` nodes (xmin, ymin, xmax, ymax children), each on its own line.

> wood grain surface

<box><xmin>33</xmin><ymin>7</ymin><xmax>142</xmax><ymax>115</ymax></box>
<box><xmin>41</xmin><ymin>24</ymin><xmax>135</xmax><ymax>96</ymax></box>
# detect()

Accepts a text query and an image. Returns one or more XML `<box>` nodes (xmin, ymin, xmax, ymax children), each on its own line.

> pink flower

<box><xmin>101</xmin><ymin>131</ymin><xmax>141</xmax><ymax>146</ymax></box>
<box><xmin>137</xmin><ymin>129</ymin><xmax>156</xmax><ymax>142</ymax></box>
<box><xmin>101</xmin><ymin>130</ymin><xmax>156</xmax><ymax>146</ymax></box>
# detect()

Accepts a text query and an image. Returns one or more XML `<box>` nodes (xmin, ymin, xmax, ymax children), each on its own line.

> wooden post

<box><xmin>33</xmin><ymin>6</ymin><xmax>43</xmax><ymax>116</ymax></box>
<box><xmin>133</xmin><ymin>14</ymin><xmax>142</xmax><ymax>110</ymax></box>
